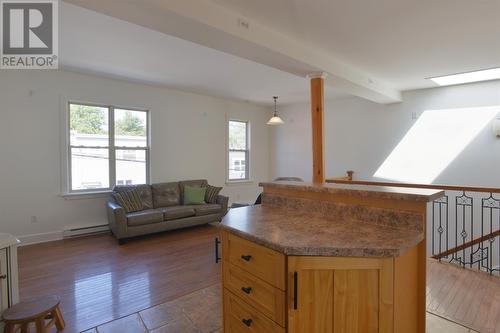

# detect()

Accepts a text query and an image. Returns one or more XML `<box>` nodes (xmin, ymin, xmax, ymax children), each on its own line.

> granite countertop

<box><xmin>221</xmin><ymin>205</ymin><xmax>424</xmax><ymax>257</ymax></box>
<box><xmin>260</xmin><ymin>181</ymin><xmax>444</xmax><ymax>203</ymax></box>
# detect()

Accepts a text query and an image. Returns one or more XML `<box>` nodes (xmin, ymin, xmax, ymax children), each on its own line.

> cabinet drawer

<box><xmin>223</xmin><ymin>289</ymin><xmax>285</xmax><ymax>333</ymax></box>
<box><xmin>223</xmin><ymin>262</ymin><xmax>285</xmax><ymax>326</ymax></box>
<box><xmin>222</xmin><ymin>232</ymin><xmax>285</xmax><ymax>290</ymax></box>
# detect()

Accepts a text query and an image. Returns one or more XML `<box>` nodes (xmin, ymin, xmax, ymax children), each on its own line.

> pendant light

<box><xmin>267</xmin><ymin>96</ymin><xmax>284</xmax><ymax>125</ymax></box>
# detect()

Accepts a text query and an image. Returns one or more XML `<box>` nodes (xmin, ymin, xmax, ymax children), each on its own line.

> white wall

<box><xmin>271</xmin><ymin>80</ymin><xmax>500</xmax><ymax>187</ymax></box>
<box><xmin>0</xmin><ymin>70</ymin><xmax>271</xmax><ymax>242</ymax></box>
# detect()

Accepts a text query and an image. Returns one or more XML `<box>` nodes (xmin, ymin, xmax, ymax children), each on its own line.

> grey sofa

<box><xmin>107</xmin><ymin>179</ymin><xmax>228</xmax><ymax>244</ymax></box>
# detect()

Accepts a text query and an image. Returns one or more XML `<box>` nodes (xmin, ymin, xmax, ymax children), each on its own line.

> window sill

<box><xmin>225</xmin><ymin>180</ymin><xmax>254</xmax><ymax>186</ymax></box>
<box><xmin>61</xmin><ymin>191</ymin><xmax>112</xmax><ymax>200</ymax></box>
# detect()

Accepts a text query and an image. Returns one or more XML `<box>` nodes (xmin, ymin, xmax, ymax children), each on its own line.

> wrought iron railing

<box><xmin>326</xmin><ymin>176</ymin><xmax>500</xmax><ymax>276</ymax></box>
<box><xmin>430</xmin><ymin>190</ymin><xmax>500</xmax><ymax>275</ymax></box>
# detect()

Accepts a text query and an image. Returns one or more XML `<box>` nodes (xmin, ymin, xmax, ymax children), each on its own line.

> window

<box><xmin>68</xmin><ymin>103</ymin><xmax>149</xmax><ymax>193</ymax></box>
<box><xmin>228</xmin><ymin>120</ymin><xmax>249</xmax><ymax>181</ymax></box>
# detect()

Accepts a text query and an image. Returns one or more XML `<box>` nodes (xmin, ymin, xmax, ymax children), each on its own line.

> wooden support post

<box><xmin>309</xmin><ymin>73</ymin><xmax>326</xmax><ymax>183</ymax></box>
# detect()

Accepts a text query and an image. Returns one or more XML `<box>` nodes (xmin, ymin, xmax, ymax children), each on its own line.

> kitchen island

<box><xmin>220</xmin><ymin>181</ymin><xmax>444</xmax><ymax>333</ymax></box>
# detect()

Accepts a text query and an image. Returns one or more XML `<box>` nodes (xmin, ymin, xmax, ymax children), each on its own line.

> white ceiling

<box><xmin>61</xmin><ymin>0</ymin><xmax>500</xmax><ymax>105</ymax></box>
<box><xmin>60</xmin><ymin>2</ymin><xmax>341</xmax><ymax>106</ymax></box>
<box><xmin>213</xmin><ymin>0</ymin><xmax>500</xmax><ymax>91</ymax></box>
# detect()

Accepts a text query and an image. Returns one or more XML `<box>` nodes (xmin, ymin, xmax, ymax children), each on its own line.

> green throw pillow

<box><xmin>183</xmin><ymin>186</ymin><xmax>207</xmax><ymax>205</ymax></box>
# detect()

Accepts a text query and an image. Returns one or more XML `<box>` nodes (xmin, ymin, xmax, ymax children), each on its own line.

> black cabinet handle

<box><xmin>242</xmin><ymin>318</ymin><xmax>253</xmax><ymax>327</ymax></box>
<box><xmin>293</xmin><ymin>271</ymin><xmax>298</xmax><ymax>310</ymax></box>
<box><xmin>241</xmin><ymin>286</ymin><xmax>252</xmax><ymax>294</ymax></box>
<box><xmin>215</xmin><ymin>237</ymin><xmax>221</xmax><ymax>264</ymax></box>
<box><xmin>240</xmin><ymin>255</ymin><xmax>252</xmax><ymax>262</ymax></box>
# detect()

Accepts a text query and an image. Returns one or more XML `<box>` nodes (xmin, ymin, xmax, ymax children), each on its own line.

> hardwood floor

<box><xmin>427</xmin><ymin>258</ymin><xmax>500</xmax><ymax>333</ymax></box>
<box><xmin>18</xmin><ymin>224</ymin><xmax>221</xmax><ymax>333</ymax></box>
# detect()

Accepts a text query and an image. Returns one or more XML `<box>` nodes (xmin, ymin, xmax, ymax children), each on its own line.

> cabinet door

<box><xmin>288</xmin><ymin>256</ymin><xmax>394</xmax><ymax>333</ymax></box>
<box><xmin>0</xmin><ymin>248</ymin><xmax>8</xmax><ymax>313</ymax></box>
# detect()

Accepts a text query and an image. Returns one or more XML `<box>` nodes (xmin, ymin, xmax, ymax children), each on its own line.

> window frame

<box><xmin>65</xmin><ymin>101</ymin><xmax>150</xmax><ymax>195</ymax></box>
<box><xmin>227</xmin><ymin>119</ymin><xmax>250</xmax><ymax>183</ymax></box>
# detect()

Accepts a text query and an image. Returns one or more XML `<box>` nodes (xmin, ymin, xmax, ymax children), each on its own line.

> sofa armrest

<box><xmin>216</xmin><ymin>195</ymin><xmax>229</xmax><ymax>216</ymax></box>
<box><xmin>107</xmin><ymin>201</ymin><xmax>127</xmax><ymax>239</ymax></box>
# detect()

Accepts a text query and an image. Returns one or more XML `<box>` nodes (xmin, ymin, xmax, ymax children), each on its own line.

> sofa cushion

<box><xmin>183</xmin><ymin>186</ymin><xmax>207</xmax><ymax>205</ymax></box>
<box><xmin>113</xmin><ymin>184</ymin><xmax>153</xmax><ymax>210</ymax></box>
<box><xmin>205</xmin><ymin>185</ymin><xmax>222</xmax><ymax>204</ymax></box>
<box><xmin>161</xmin><ymin>206</ymin><xmax>196</xmax><ymax>220</ymax></box>
<box><xmin>126</xmin><ymin>209</ymin><xmax>164</xmax><ymax>226</ymax></box>
<box><xmin>179</xmin><ymin>179</ymin><xmax>208</xmax><ymax>202</ymax></box>
<box><xmin>193</xmin><ymin>204</ymin><xmax>222</xmax><ymax>216</ymax></box>
<box><xmin>113</xmin><ymin>189</ymin><xmax>143</xmax><ymax>213</ymax></box>
<box><xmin>152</xmin><ymin>182</ymin><xmax>180</xmax><ymax>208</ymax></box>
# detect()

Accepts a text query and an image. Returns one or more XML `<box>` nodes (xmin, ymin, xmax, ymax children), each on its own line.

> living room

<box><xmin>0</xmin><ymin>1</ymin><xmax>499</xmax><ymax>333</ymax></box>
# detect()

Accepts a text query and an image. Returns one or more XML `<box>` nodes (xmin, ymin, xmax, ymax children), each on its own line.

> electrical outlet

<box><xmin>30</xmin><ymin>216</ymin><xmax>37</xmax><ymax>223</ymax></box>
<box><xmin>237</xmin><ymin>18</ymin><xmax>250</xmax><ymax>30</ymax></box>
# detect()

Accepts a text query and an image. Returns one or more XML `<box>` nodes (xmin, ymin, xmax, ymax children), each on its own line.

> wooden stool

<box><xmin>2</xmin><ymin>296</ymin><xmax>65</xmax><ymax>333</ymax></box>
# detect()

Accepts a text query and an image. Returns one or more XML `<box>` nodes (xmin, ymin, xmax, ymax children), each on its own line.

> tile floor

<box><xmin>78</xmin><ymin>284</ymin><xmax>480</xmax><ymax>333</ymax></box>
<box><xmin>82</xmin><ymin>284</ymin><xmax>221</xmax><ymax>333</ymax></box>
<box><xmin>427</xmin><ymin>313</ymin><xmax>480</xmax><ymax>333</ymax></box>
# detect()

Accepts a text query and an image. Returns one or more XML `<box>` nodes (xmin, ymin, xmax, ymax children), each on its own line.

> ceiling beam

<box><xmin>63</xmin><ymin>0</ymin><xmax>402</xmax><ymax>104</ymax></box>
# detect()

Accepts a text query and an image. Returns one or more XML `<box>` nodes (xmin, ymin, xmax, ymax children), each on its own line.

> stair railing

<box><xmin>326</xmin><ymin>175</ymin><xmax>500</xmax><ymax>275</ymax></box>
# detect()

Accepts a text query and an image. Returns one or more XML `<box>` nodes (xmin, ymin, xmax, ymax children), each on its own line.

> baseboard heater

<box><xmin>63</xmin><ymin>224</ymin><xmax>110</xmax><ymax>238</ymax></box>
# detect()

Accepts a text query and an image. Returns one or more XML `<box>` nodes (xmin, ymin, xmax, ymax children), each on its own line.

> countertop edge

<box><xmin>259</xmin><ymin>181</ymin><xmax>445</xmax><ymax>202</ymax></box>
<box><xmin>221</xmin><ymin>224</ymin><xmax>424</xmax><ymax>258</ymax></box>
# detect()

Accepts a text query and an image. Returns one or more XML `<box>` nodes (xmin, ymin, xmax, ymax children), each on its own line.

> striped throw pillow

<box><xmin>113</xmin><ymin>189</ymin><xmax>143</xmax><ymax>213</ymax></box>
<box><xmin>205</xmin><ymin>185</ymin><xmax>222</xmax><ymax>204</ymax></box>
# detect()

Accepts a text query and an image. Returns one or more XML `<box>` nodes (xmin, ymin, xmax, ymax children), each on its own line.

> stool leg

<box><xmin>20</xmin><ymin>323</ymin><xmax>28</xmax><ymax>333</ymax></box>
<box><xmin>3</xmin><ymin>323</ymin><xmax>15</xmax><ymax>333</ymax></box>
<box><xmin>35</xmin><ymin>319</ymin><xmax>46</xmax><ymax>333</ymax></box>
<box><xmin>53</xmin><ymin>306</ymin><xmax>65</xmax><ymax>331</ymax></box>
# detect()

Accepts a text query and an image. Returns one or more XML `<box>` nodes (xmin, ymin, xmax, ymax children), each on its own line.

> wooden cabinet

<box><xmin>221</xmin><ymin>232</ymin><xmax>423</xmax><ymax>333</ymax></box>
<box><xmin>288</xmin><ymin>256</ymin><xmax>394</xmax><ymax>333</ymax></box>
<box><xmin>0</xmin><ymin>249</ymin><xmax>9</xmax><ymax>313</ymax></box>
<box><xmin>221</xmin><ymin>182</ymin><xmax>434</xmax><ymax>333</ymax></box>
<box><xmin>0</xmin><ymin>234</ymin><xmax>20</xmax><ymax>330</ymax></box>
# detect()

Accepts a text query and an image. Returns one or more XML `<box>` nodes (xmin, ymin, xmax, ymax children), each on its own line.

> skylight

<box><xmin>429</xmin><ymin>68</ymin><xmax>500</xmax><ymax>86</ymax></box>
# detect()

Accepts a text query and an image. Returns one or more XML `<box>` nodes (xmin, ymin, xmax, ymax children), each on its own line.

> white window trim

<box><xmin>226</xmin><ymin>118</ymin><xmax>251</xmax><ymax>184</ymax></box>
<box><xmin>60</xmin><ymin>99</ymin><xmax>151</xmax><ymax>198</ymax></box>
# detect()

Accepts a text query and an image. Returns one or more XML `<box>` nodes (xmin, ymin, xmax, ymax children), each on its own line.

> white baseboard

<box><xmin>17</xmin><ymin>222</ymin><xmax>110</xmax><ymax>246</ymax></box>
<box><xmin>17</xmin><ymin>231</ymin><xmax>63</xmax><ymax>246</ymax></box>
